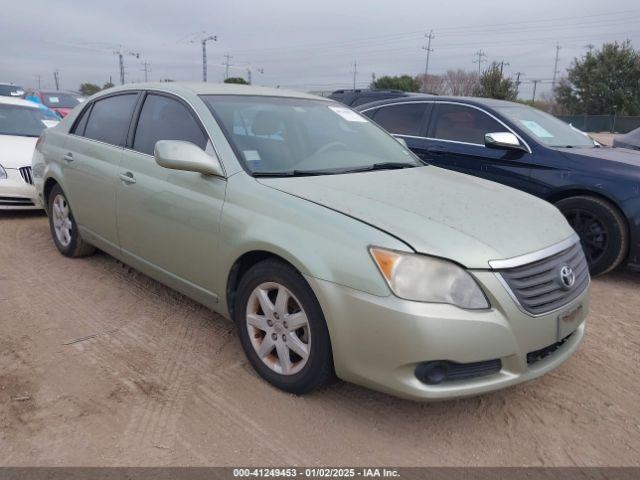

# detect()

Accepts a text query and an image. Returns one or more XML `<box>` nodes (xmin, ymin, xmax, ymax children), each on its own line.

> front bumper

<box><xmin>0</xmin><ymin>168</ymin><xmax>42</xmax><ymax>210</ymax></box>
<box><xmin>307</xmin><ymin>271</ymin><xmax>588</xmax><ymax>401</ymax></box>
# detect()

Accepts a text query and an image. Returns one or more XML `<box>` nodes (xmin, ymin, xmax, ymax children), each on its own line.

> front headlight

<box><xmin>0</xmin><ymin>164</ymin><xmax>7</xmax><ymax>179</ymax></box>
<box><xmin>370</xmin><ymin>247</ymin><xmax>490</xmax><ymax>309</ymax></box>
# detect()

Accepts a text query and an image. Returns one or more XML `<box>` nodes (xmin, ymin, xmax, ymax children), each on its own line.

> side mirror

<box><xmin>395</xmin><ymin>136</ymin><xmax>408</xmax><ymax>148</ymax></box>
<box><xmin>484</xmin><ymin>132</ymin><xmax>526</xmax><ymax>151</ymax></box>
<box><xmin>154</xmin><ymin>140</ymin><xmax>224</xmax><ymax>176</ymax></box>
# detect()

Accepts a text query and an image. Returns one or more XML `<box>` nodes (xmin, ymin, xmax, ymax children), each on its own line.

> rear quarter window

<box><xmin>83</xmin><ymin>94</ymin><xmax>138</xmax><ymax>146</ymax></box>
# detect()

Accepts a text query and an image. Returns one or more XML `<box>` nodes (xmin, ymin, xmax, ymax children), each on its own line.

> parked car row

<box><xmin>32</xmin><ymin>83</ymin><xmax>591</xmax><ymax>400</ymax></box>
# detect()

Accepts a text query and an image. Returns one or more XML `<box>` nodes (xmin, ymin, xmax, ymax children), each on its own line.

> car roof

<box><xmin>100</xmin><ymin>82</ymin><xmax>327</xmax><ymax>101</ymax></box>
<box><xmin>0</xmin><ymin>96</ymin><xmax>40</xmax><ymax>108</ymax></box>
<box><xmin>355</xmin><ymin>94</ymin><xmax>521</xmax><ymax>110</ymax></box>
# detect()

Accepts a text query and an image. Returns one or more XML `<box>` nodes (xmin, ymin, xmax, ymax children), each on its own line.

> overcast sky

<box><xmin>1</xmin><ymin>0</ymin><xmax>638</xmax><ymax>99</ymax></box>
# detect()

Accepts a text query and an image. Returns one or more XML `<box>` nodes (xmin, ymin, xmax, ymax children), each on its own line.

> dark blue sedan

<box><xmin>357</xmin><ymin>96</ymin><xmax>640</xmax><ymax>276</ymax></box>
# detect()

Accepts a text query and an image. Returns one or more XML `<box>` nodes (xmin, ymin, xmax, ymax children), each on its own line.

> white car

<box><xmin>0</xmin><ymin>96</ymin><xmax>58</xmax><ymax>209</ymax></box>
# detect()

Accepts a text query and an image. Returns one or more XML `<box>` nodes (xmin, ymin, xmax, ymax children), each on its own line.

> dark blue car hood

<box><xmin>557</xmin><ymin>146</ymin><xmax>640</xmax><ymax>172</ymax></box>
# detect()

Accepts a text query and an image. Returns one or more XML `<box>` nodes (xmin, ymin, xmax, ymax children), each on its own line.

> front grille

<box><xmin>0</xmin><ymin>196</ymin><xmax>34</xmax><ymax>206</ymax></box>
<box><xmin>19</xmin><ymin>166</ymin><xmax>33</xmax><ymax>184</ymax></box>
<box><xmin>527</xmin><ymin>333</ymin><xmax>573</xmax><ymax>365</ymax></box>
<box><xmin>498</xmin><ymin>241</ymin><xmax>589</xmax><ymax>315</ymax></box>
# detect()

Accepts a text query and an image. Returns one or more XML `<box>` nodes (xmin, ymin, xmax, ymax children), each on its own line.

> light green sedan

<box><xmin>32</xmin><ymin>83</ymin><xmax>589</xmax><ymax>400</ymax></box>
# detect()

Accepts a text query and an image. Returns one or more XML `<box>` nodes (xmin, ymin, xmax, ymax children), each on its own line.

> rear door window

<box><xmin>372</xmin><ymin>103</ymin><xmax>429</xmax><ymax>136</ymax></box>
<box><xmin>83</xmin><ymin>94</ymin><xmax>138</xmax><ymax>146</ymax></box>
<box><xmin>132</xmin><ymin>94</ymin><xmax>207</xmax><ymax>155</ymax></box>
<box><xmin>430</xmin><ymin>103</ymin><xmax>503</xmax><ymax>145</ymax></box>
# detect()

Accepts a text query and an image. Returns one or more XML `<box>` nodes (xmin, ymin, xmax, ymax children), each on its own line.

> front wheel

<box><xmin>556</xmin><ymin>195</ymin><xmax>628</xmax><ymax>276</ymax></box>
<box><xmin>234</xmin><ymin>259</ymin><xmax>334</xmax><ymax>394</ymax></box>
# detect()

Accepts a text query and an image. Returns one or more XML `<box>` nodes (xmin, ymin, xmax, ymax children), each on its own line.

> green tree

<box><xmin>224</xmin><ymin>77</ymin><xmax>249</xmax><ymax>85</ymax></box>
<box><xmin>370</xmin><ymin>75</ymin><xmax>420</xmax><ymax>92</ymax></box>
<box><xmin>102</xmin><ymin>81</ymin><xmax>115</xmax><ymax>90</ymax></box>
<box><xmin>78</xmin><ymin>82</ymin><xmax>101</xmax><ymax>96</ymax></box>
<box><xmin>473</xmin><ymin>62</ymin><xmax>518</xmax><ymax>100</ymax></box>
<box><xmin>555</xmin><ymin>41</ymin><xmax>640</xmax><ymax>115</ymax></box>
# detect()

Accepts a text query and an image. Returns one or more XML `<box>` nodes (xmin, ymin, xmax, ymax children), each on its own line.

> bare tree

<box><xmin>443</xmin><ymin>69</ymin><xmax>479</xmax><ymax>96</ymax></box>
<box><xmin>415</xmin><ymin>74</ymin><xmax>446</xmax><ymax>94</ymax></box>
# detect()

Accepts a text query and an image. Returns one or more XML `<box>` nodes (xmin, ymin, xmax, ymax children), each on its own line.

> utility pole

<box><xmin>531</xmin><ymin>79</ymin><xmax>540</xmax><ymax>102</ymax></box>
<box><xmin>223</xmin><ymin>53</ymin><xmax>233</xmax><ymax>80</ymax></box>
<box><xmin>247</xmin><ymin>67</ymin><xmax>264</xmax><ymax>85</ymax></box>
<box><xmin>352</xmin><ymin>60</ymin><xmax>357</xmax><ymax>90</ymax></box>
<box><xmin>199</xmin><ymin>35</ymin><xmax>217</xmax><ymax>82</ymax></box>
<box><xmin>422</xmin><ymin>30</ymin><xmax>435</xmax><ymax>91</ymax></box>
<box><xmin>141</xmin><ymin>61</ymin><xmax>151</xmax><ymax>82</ymax></box>
<box><xmin>515</xmin><ymin>71</ymin><xmax>523</xmax><ymax>95</ymax></box>
<box><xmin>473</xmin><ymin>50</ymin><xmax>487</xmax><ymax>76</ymax></box>
<box><xmin>114</xmin><ymin>49</ymin><xmax>140</xmax><ymax>85</ymax></box>
<box><xmin>35</xmin><ymin>74</ymin><xmax>41</xmax><ymax>90</ymax></box>
<box><xmin>499</xmin><ymin>61</ymin><xmax>510</xmax><ymax>76</ymax></box>
<box><xmin>552</xmin><ymin>42</ymin><xmax>561</xmax><ymax>90</ymax></box>
<box><xmin>53</xmin><ymin>70</ymin><xmax>60</xmax><ymax>90</ymax></box>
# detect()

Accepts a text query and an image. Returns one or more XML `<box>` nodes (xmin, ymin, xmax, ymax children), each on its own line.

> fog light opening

<box><xmin>415</xmin><ymin>361</ymin><xmax>449</xmax><ymax>385</ymax></box>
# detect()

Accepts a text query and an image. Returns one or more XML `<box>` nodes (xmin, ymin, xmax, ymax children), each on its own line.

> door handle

<box><xmin>119</xmin><ymin>172</ymin><xmax>136</xmax><ymax>185</ymax></box>
<box><xmin>63</xmin><ymin>152</ymin><xmax>74</xmax><ymax>163</ymax></box>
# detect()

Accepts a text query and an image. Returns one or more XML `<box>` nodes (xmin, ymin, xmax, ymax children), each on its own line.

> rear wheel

<box><xmin>556</xmin><ymin>196</ymin><xmax>627</xmax><ymax>276</ymax></box>
<box><xmin>234</xmin><ymin>259</ymin><xmax>334</xmax><ymax>394</ymax></box>
<box><xmin>47</xmin><ymin>184</ymin><xmax>95</xmax><ymax>258</ymax></box>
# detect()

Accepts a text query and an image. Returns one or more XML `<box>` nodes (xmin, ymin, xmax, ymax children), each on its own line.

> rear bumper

<box><xmin>306</xmin><ymin>271</ymin><xmax>588</xmax><ymax>401</ymax></box>
<box><xmin>0</xmin><ymin>168</ymin><xmax>42</xmax><ymax>210</ymax></box>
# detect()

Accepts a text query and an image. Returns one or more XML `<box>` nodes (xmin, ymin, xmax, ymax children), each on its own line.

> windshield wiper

<box><xmin>339</xmin><ymin>162</ymin><xmax>419</xmax><ymax>173</ymax></box>
<box><xmin>252</xmin><ymin>162</ymin><xmax>418</xmax><ymax>178</ymax></box>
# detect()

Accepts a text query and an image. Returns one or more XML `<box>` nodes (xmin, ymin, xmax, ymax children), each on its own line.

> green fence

<box><xmin>557</xmin><ymin>115</ymin><xmax>640</xmax><ymax>133</ymax></box>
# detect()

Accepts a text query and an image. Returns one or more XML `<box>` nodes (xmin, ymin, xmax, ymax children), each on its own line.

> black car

<box><xmin>0</xmin><ymin>83</ymin><xmax>25</xmax><ymax>97</ymax></box>
<box><xmin>356</xmin><ymin>96</ymin><xmax>640</xmax><ymax>276</ymax></box>
<box><xmin>614</xmin><ymin>127</ymin><xmax>640</xmax><ymax>150</ymax></box>
<box><xmin>328</xmin><ymin>89</ymin><xmax>418</xmax><ymax>107</ymax></box>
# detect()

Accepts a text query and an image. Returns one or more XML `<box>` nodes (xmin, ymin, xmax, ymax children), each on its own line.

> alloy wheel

<box><xmin>246</xmin><ymin>282</ymin><xmax>311</xmax><ymax>376</ymax></box>
<box><xmin>565</xmin><ymin>208</ymin><xmax>608</xmax><ymax>264</ymax></box>
<box><xmin>52</xmin><ymin>194</ymin><xmax>72</xmax><ymax>247</ymax></box>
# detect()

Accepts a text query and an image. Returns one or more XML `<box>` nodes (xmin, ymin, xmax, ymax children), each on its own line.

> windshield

<box><xmin>41</xmin><ymin>93</ymin><xmax>82</xmax><ymax>109</ymax></box>
<box><xmin>0</xmin><ymin>84</ymin><xmax>25</xmax><ymax>97</ymax></box>
<box><xmin>495</xmin><ymin>105</ymin><xmax>595</xmax><ymax>148</ymax></box>
<box><xmin>201</xmin><ymin>95</ymin><xmax>419</xmax><ymax>175</ymax></box>
<box><xmin>0</xmin><ymin>104</ymin><xmax>56</xmax><ymax>137</ymax></box>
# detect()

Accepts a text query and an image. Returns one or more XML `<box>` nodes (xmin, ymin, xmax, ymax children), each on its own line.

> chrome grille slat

<box><xmin>19</xmin><ymin>166</ymin><xmax>34</xmax><ymax>185</ymax></box>
<box><xmin>498</xmin><ymin>242</ymin><xmax>590</xmax><ymax>316</ymax></box>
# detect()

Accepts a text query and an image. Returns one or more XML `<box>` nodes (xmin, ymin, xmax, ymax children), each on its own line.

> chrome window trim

<box><xmin>68</xmin><ymin>88</ymin><xmax>228</xmax><ymax>178</ymax></box>
<box><xmin>488</xmin><ymin>233</ymin><xmax>580</xmax><ymax>270</ymax></box>
<box><xmin>360</xmin><ymin>100</ymin><xmax>533</xmax><ymax>154</ymax></box>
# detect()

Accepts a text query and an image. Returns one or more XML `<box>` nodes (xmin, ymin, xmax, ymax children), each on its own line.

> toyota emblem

<box><xmin>559</xmin><ymin>265</ymin><xmax>576</xmax><ymax>290</ymax></box>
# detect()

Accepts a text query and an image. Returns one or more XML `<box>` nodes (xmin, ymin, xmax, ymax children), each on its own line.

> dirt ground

<box><xmin>1</xmin><ymin>211</ymin><xmax>639</xmax><ymax>467</ymax></box>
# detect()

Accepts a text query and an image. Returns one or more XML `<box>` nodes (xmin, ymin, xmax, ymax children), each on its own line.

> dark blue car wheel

<box><xmin>556</xmin><ymin>196</ymin><xmax>628</xmax><ymax>276</ymax></box>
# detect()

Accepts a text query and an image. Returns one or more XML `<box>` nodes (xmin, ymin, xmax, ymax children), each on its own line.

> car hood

<box><xmin>557</xmin><ymin>145</ymin><xmax>640</xmax><ymax>170</ymax></box>
<box><xmin>0</xmin><ymin>135</ymin><xmax>37</xmax><ymax>168</ymax></box>
<box><xmin>258</xmin><ymin>166</ymin><xmax>574</xmax><ymax>269</ymax></box>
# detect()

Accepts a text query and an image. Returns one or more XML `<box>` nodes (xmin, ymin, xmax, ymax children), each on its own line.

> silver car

<box><xmin>32</xmin><ymin>83</ymin><xmax>589</xmax><ymax>400</ymax></box>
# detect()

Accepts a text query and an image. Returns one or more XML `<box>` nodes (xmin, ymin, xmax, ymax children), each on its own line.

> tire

<box><xmin>234</xmin><ymin>259</ymin><xmax>334</xmax><ymax>394</ymax></box>
<box><xmin>47</xmin><ymin>184</ymin><xmax>95</xmax><ymax>258</ymax></box>
<box><xmin>556</xmin><ymin>196</ymin><xmax>628</xmax><ymax>276</ymax></box>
